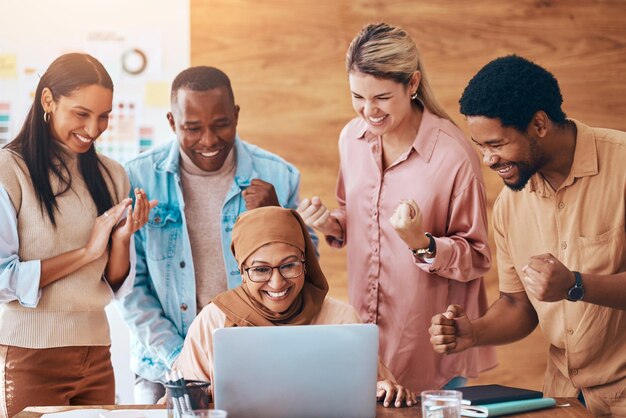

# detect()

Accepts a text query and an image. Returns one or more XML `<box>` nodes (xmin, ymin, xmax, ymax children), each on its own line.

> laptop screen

<box><xmin>212</xmin><ymin>323</ymin><xmax>378</xmax><ymax>418</ymax></box>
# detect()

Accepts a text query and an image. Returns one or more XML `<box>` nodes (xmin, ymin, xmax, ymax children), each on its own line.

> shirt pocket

<box><xmin>145</xmin><ymin>205</ymin><xmax>181</xmax><ymax>261</ymax></box>
<box><xmin>576</xmin><ymin>223</ymin><xmax>626</xmax><ymax>275</ymax></box>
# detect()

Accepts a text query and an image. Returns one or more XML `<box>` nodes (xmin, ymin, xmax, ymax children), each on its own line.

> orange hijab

<box><xmin>212</xmin><ymin>207</ymin><xmax>329</xmax><ymax>327</ymax></box>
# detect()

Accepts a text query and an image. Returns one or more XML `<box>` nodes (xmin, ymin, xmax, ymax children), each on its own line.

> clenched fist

<box><xmin>389</xmin><ymin>199</ymin><xmax>429</xmax><ymax>250</ymax></box>
<box><xmin>297</xmin><ymin>197</ymin><xmax>342</xmax><ymax>238</ymax></box>
<box><xmin>429</xmin><ymin>304</ymin><xmax>476</xmax><ymax>355</ymax></box>
<box><xmin>242</xmin><ymin>179</ymin><xmax>280</xmax><ymax>210</ymax></box>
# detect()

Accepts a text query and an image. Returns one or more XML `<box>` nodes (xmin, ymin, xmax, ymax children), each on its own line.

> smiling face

<box><xmin>467</xmin><ymin>116</ymin><xmax>548</xmax><ymax>191</ymax></box>
<box><xmin>242</xmin><ymin>242</ymin><xmax>305</xmax><ymax>314</ymax></box>
<box><xmin>168</xmin><ymin>86</ymin><xmax>239</xmax><ymax>172</ymax></box>
<box><xmin>348</xmin><ymin>71</ymin><xmax>418</xmax><ymax>138</ymax></box>
<box><xmin>43</xmin><ymin>84</ymin><xmax>113</xmax><ymax>153</ymax></box>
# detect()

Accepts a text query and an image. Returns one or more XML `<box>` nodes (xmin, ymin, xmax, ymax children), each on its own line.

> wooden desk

<box><xmin>15</xmin><ymin>399</ymin><xmax>591</xmax><ymax>417</ymax></box>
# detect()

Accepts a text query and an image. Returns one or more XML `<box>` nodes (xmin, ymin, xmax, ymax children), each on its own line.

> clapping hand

<box><xmin>84</xmin><ymin>188</ymin><xmax>157</xmax><ymax>261</ymax></box>
<box><xmin>111</xmin><ymin>188</ymin><xmax>158</xmax><ymax>242</ymax></box>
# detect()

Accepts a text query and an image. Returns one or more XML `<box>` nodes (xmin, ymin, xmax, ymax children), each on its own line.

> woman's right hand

<box><xmin>83</xmin><ymin>198</ymin><xmax>133</xmax><ymax>261</ymax></box>
<box><xmin>376</xmin><ymin>380</ymin><xmax>417</xmax><ymax>407</ymax></box>
<box><xmin>297</xmin><ymin>197</ymin><xmax>342</xmax><ymax>238</ymax></box>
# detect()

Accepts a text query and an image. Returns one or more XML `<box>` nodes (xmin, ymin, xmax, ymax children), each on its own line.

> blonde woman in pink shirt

<box><xmin>298</xmin><ymin>22</ymin><xmax>497</xmax><ymax>392</ymax></box>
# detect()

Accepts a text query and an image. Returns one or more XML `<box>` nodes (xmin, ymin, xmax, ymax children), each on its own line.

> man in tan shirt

<box><xmin>429</xmin><ymin>55</ymin><xmax>626</xmax><ymax>416</ymax></box>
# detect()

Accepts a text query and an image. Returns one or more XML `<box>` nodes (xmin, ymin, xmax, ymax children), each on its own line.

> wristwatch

<box><xmin>411</xmin><ymin>232</ymin><xmax>436</xmax><ymax>259</ymax></box>
<box><xmin>566</xmin><ymin>271</ymin><xmax>584</xmax><ymax>302</ymax></box>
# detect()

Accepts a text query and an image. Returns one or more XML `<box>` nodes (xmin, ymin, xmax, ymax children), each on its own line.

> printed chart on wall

<box><xmin>0</xmin><ymin>0</ymin><xmax>190</xmax><ymax>163</ymax></box>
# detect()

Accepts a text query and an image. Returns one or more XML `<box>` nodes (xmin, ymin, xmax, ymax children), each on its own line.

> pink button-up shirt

<box><xmin>328</xmin><ymin>109</ymin><xmax>497</xmax><ymax>392</ymax></box>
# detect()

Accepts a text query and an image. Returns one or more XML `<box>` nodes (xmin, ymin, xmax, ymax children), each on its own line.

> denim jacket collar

<box><xmin>155</xmin><ymin>139</ymin><xmax>182</xmax><ymax>174</ymax></box>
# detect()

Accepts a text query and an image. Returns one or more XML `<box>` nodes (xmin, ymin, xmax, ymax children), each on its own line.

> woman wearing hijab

<box><xmin>172</xmin><ymin>206</ymin><xmax>415</xmax><ymax>408</ymax></box>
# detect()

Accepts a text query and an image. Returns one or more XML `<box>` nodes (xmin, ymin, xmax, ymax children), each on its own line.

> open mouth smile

<box><xmin>492</xmin><ymin>163</ymin><xmax>518</xmax><ymax>180</ymax></box>
<box><xmin>196</xmin><ymin>149</ymin><xmax>222</xmax><ymax>158</ymax></box>
<box><xmin>263</xmin><ymin>287</ymin><xmax>291</xmax><ymax>300</ymax></box>
<box><xmin>73</xmin><ymin>133</ymin><xmax>93</xmax><ymax>144</ymax></box>
<box><xmin>368</xmin><ymin>114</ymin><xmax>389</xmax><ymax>125</ymax></box>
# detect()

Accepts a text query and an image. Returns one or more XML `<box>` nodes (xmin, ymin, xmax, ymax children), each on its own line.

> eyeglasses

<box><xmin>243</xmin><ymin>260</ymin><xmax>305</xmax><ymax>283</ymax></box>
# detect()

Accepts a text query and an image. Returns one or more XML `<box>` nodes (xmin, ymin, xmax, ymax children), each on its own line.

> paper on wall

<box><xmin>0</xmin><ymin>54</ymin><xmax>17</xmax><ymax>79</ymax></box>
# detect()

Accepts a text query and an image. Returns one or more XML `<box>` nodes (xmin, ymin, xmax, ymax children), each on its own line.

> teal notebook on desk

<box><xmin>461</xmin><ymin>397</ymin><xmax>557</xmax><ymax>417</ymax></box>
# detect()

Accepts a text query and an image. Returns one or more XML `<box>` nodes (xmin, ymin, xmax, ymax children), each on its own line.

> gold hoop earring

<box><xmin>43</xmin><ymin>112</ymin><xmax>50</xmax><ymax>123</ymax></box>
<box><xmin>410</xmin><ymin>91</ymin><xmax>418</xmax><ymax>100</ymax></box>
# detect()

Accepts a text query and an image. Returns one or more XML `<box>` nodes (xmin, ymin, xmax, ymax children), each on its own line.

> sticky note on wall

<box><xmin>144</xmin><ymin>81</ymin><xmax>170</xmax><ymax>107</ymax></box>
<box><xmin>0</xmin><ymin>54</ymin><xmax>17</xmax><ymax>79</ymax></box>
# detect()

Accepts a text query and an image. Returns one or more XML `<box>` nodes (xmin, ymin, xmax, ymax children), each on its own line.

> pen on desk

<box><xmin>174</xmin><ymin>370</ymin><xmax>193</xmax><ymax>412</ymax></box>
<box><xmin>166</xmin><ymin>371</ymin><xmax>185</xmax><ymax>417</ymax></box>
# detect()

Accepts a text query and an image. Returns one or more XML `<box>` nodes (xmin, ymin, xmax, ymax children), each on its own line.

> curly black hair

<box><xmin>459</xmin><ymin>55</ymin><xmax>567</xmax><ymax>132</ymax></box>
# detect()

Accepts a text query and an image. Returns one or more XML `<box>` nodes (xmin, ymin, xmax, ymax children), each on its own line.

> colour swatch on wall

<box><xmin>0</xmin><ymin>102</ymin><xmax>10</xmax><ymax>145</ymax></box>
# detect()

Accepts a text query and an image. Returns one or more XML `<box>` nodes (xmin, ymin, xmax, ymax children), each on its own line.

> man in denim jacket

<box><xmin>118</xmin><ymin>66</ymin><xmax>316</xmax><ymax>403</ymax></box>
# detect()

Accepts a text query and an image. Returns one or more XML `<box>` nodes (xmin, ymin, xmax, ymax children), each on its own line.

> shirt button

<box><xmin>179</xmin><ymin>261</ymin><xmax>186</xmax><ymax>268</ymax></box>
<box><xmin>558</xmin><ymin>202</ymin><xmax>565</xmax><ymax>209</ymax></box>
<box><xmin>561</xmin><ymin>242</ymin><xmax>567</xmax><ymax>250</ymax></box>
<box><xmin>567</xmin><ymin>328</ymin><xmax>574</xmax><ymax>335</ymax></box>
<box><xmin>571</xmin><ymin>369</ymin><xmax>578</xmax><ymax>376</ymax></box>
<box><xmin>154</xmin><ymin>216</ymin><xmax>161</xmax><ymax>224</ymax></box>
<box><xmin>373</xmin><ymin>247</ymin><xmax>378</xmax><ymax>253</ymax></box>
<box><xmin>180</xmin><ymin>303</ymin><xmax>188</xmax><ymax>312</ymax></box>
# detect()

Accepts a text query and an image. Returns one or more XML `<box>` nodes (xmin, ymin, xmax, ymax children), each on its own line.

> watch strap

<box><xmin>411</xmin><ymin>233</ymin><xmax>436</xmax><ymax>260</ymax></box>
<box><xmin>567</xmin><ymin>271</ymin><xmax>584</xmax><ymax>301</ymax></box>
<box><xmin>425</xmin><ymin>232</ymin><xmax>436</xmax><ymax>253</ymax></box>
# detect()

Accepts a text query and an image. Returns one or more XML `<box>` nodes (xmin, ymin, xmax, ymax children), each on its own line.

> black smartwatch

<box><xmin>411</xmin><ymin>232</ymin><xmax>436</xmax><ymax>259</ymax></box>
<box><xmin>566</xmin><ymin>271</ymin><xmax>584</xmax><ymax>302</ymax></box>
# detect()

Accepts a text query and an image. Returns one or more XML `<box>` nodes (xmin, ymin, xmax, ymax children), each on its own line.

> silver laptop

<box><xmin>212</xmin><ymin>323</ymin><xmax>378</xmax><ymax>418</ymax></box>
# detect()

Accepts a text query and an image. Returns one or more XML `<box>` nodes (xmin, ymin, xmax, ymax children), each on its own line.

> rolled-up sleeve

<box><xmin>415</xmin><ymin>177</ymin><xmax>492</xmax><ymax>282</ymax></box>
<box><xmin>0</xmin><ymin>185</ymin><xmax>41</xmax><ymax>307</ymax></box>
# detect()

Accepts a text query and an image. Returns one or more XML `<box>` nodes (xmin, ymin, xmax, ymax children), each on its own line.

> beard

<box><xmin>504</xmin><ymin>162</ymin><xmax>537</xmax><ymax>191</ymax></box>
<box><xmin>504</xmin><ymin>134</ymin><xmax>548</xmax><ymax>192</ymax></box>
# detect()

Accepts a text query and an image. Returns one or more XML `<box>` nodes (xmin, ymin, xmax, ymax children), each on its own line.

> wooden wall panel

<box><xmin>190</xmin><ymin>0</ymin><xmax>626</xmax><ymax>390</ymax></box>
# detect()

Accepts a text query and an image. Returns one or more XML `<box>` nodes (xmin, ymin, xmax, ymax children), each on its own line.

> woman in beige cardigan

<box><xmin>0</xmin><ymin>53</ymin><xmax>155</xmax><ymax>416</ymax></box>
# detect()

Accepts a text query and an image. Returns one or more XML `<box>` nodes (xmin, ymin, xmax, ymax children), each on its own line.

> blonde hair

<box><xmin>346</xmin><ymin>22</ymin><xmax>452</xmax><ymax>121</ymax></box>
